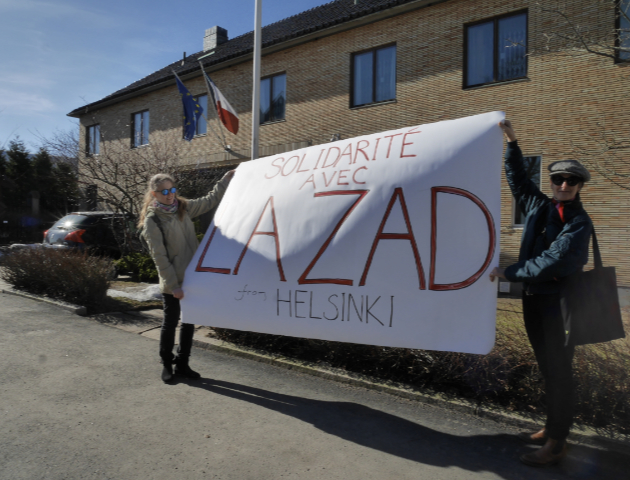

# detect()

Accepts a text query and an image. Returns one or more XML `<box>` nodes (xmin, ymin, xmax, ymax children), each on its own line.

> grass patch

<box><xmin>215</xmin><ymin>299</ymin><xmax>630</xmax><ymax>434</ymax></box>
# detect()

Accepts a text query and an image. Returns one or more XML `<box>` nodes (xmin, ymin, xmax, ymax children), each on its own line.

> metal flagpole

<box><xmin>251</xmin><ymin>0</ymin><xmax>262</xmax><ymax>160</ymax></box>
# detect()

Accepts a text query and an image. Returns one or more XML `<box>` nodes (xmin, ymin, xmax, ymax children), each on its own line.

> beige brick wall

<box><xmin>77</xmin><ymin>0</ymin><xmax>630</xmax><ymax>285</ymax></box>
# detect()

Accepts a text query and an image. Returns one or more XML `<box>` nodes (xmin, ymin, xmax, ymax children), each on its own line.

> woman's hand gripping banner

<box><xmin>182</xmin><ymin>111</ymin><xmax>505</xmax><ymax>354</ymax></box>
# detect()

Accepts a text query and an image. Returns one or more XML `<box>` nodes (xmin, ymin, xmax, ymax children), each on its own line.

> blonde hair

<box><xmin>137</xmin><ymin>173</ymin><xmax>188</xmax><ymax>228</ymax></box>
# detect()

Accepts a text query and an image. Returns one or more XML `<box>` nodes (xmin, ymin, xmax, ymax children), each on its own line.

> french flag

<box><xmin>201</xmin><ymin>69</ymin><xmax>239</xmax><ymax>135</ymax></box>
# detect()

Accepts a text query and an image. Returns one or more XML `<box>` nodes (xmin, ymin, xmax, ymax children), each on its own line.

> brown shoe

<box><xmin>520</xmin><ymin>439</ymin><xmax>567</xmax><ymax>468</ymax></box>
<box><xmin>517</xmin><ymin>428</ymin><xmax>548</xmax><ymax>446</ymax></box>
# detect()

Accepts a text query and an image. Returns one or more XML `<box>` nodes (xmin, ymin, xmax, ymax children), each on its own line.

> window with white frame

<box><xmin>465</xmin><ymin>11</ymin><xmax>528</xmax><ymax>88</ymax></box>
<box><xmin>86</xmin><ymin>124</ymin><xmax>100</xmax><ymax>156</ymax></box>
<box><xmin>351</xmin><ymin>44</ymin><xmax>396</xmax><ymax>107</ymax></box>
<box><xmin>513</xmin><ymin>155</ymin><xmax>541</xmax><ymax>226</ymax></box>
<box><xmin>132</xmin><ymin>110</ymin><xmax>150</xmax><ymax>147</ymax></box>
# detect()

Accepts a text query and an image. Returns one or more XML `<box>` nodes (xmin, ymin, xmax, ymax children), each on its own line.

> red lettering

<box><xmin>265</xmin><ymin>157</ymin><xmax>284</xmax><ymax>179</ymax></box>
<box><xmin>352</xmin><ymin>166</ymin><xmax>367</xmax><ymax>184</ymax></box>
<box><xmin>300</xmin><ymin>174</ymin><xmax>317</xmax><ymax>190</ymax></box>
<box><xmin>371</xmin><ymin>138</ymin><xmax>381</xmax><ymax>161</ymax></box>
<box><xmin>298</xmin><ymin>190</ymin><xmax>369</xmax><ymax>286</ymax></box>
<box><xmin>313</xmin><ymin>149</ymin><xmax>325</xmax><ymax>170</ymax></box>
<box><xmin>322</xmin><ymin>171</ymin><xmax>337</xmax><ymax>187</ymax></box>
<box><xmin>195</xmin><ymin>226</ymin><xmax>231</xmax><ymax>274</ymax></box>
<box><xmin>383</xmin><ymin>133</ymin><xmax>403</xmax><ymax>159</ymax></box>
<box><xmin>337</xmin><ymin>169</ymin><xmax>350</xmax><ymax>186</ymax></box>
<box><xmin>354</xmin><ymin>140</ymin><xmax>370</xmax><ymax>164</ymax></box>
<box><xmin>281</xmin><ymin>155</ymin><xmax>300</xmax><ymax>176</ymax></box>
<box><xmin>296</xmin><ymin>153</ymin><xmax>309</xmax><ymax>173</ymax></box>
<box><xmin>401</xmin><ymin>128</ymin><xmax>421</xmax><ymax>158</ymax></box>
<box><xmin>338</xmin><ymin>144</ymin><xmax>353</xmax><ymax>166</ymax></box>
<box><xmin>429</xmin><ymin>187</ymin><xmax>496</xmax><ymax>291</ymax></box>
<box><xmin>233</xmin><ymin>197</ymin><xmax>286</xmax><ymax>281</ymax></box>
<box><xmin>322</xmin><ymin>147</ymin><xmax>340</xmax><ymax>168</ymax></box>
<box><xmin>360</xmin><ymin>188</ymin><xmax>426</xmax><ymax>289</ymax></box>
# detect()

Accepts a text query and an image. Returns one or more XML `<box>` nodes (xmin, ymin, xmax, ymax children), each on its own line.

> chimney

<box><xmin>204</xmin><ymin>26</ymin><xmax>228</xmax><ymax>52</ymax></box>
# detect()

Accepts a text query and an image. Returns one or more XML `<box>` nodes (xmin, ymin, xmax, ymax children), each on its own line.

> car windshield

<box><xmin>51</xmin><ymin>215</ymin><xmax>100</xmax><ymax>230</ymax></box>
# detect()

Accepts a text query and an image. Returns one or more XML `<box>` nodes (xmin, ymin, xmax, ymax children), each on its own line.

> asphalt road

<box><xmin>0</xmin><ymin>292</ymin><xmax>627</xmax><ymax>480</ymax></box>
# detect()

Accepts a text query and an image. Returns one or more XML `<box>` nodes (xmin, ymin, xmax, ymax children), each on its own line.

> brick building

<box><xmin>68</xmin><ymin>0</ymin><xmax>630</xmax><ymax>289</ymax></box>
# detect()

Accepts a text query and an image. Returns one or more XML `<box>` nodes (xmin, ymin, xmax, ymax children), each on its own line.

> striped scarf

<box><xmin>153</xmin><ymin>198</ymin><xmax>178</xmax><ymax>215</ymax></box>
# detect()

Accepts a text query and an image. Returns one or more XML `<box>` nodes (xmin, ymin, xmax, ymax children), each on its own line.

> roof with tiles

<box><xmin>68</xmin><ymin>0</ymin><xmax>432</xmax><ymax>117</ymax></box>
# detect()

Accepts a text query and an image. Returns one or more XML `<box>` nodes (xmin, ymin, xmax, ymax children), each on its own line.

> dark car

<box><xmin>43</xmin><ymin>212</ymin><xmax>127</xmax><ymax>258</ymax></box>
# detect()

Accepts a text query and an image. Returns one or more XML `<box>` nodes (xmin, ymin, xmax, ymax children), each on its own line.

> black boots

<box><xmin>174</xmin><ymin>357</ymin><xmax>201</xmax><ymax>379</ymax></box>
<box><xmin>161</xmin><ymin>363</ymin><xmax>174</xmax><ymax>383</ymax></box>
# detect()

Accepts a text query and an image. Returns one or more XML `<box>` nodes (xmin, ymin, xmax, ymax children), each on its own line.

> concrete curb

<box><xmin>1</xmin><ymin>288</ymin><xmax>87</xmax><ymax>316</ymax></box>
<box><xmin>188</xmin><ymin>332</ymin><xmax>630</xmax><ymax>458</ymax></box>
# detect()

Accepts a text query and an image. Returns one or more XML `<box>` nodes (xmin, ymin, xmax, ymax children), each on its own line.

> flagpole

<box><xmin>251</xmin><ymin>0</ymin><xmax>262</xmax><ymax>160</ymax></box>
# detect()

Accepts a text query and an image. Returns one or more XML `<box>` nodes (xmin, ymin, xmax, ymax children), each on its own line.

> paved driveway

<box><xmin>0</xmin><ymin>293</ymin><xmax>626</xmax><ymax>479</ymax></box>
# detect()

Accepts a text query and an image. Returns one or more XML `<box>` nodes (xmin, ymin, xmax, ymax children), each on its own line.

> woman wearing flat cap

<box><xmin>490</xmin><ymin>120</ymin><xmax>593</xmax><ymax>467</ymax></box>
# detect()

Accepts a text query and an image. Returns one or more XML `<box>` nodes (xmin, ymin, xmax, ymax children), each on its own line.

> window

<box><xmin>195</xmin><ymin>94</ymin><xmax>208</xmax><ymax>136</ymax></box>
<box><xmin>465</xmin><ymin>11</ymin><xmax>527</xmax><ymax>88</ymax></box>
<box><xmin>132</xmin><ymin>110</ymin><xmax>150</xmax><ymax>147</ymax></box>
<box><xmin>513</xmin><ymin>155</ymin><xmax>541</xmax><ymax>226</ymax></box>
<box><xmin>86</xmin><ymin>124</ymin><xmax>100</xmax><ymax>156</ymax></box>
<box><xmin>260</xmin><ymin>73</ymin><xmax>286</xmax><ymax>124</ymax></box>
<box><xmin>351</xmin><ymin>44</ymin><xmax>396</xmax><ymax>107</ymax></box>
<box><xmin>618</xmin><ymin>0</ymin><xmax>630</xmax><ymax>62</ymax></box>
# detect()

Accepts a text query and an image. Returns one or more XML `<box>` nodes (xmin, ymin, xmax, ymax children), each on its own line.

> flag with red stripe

<box><xmin>201</xmin><ymin>69</ymin><xmax>239</xmax><ymax>135</ymax></box>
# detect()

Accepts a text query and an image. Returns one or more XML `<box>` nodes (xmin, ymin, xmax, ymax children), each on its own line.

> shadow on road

<box><xmin>184</xmin><ymin>377</ymin><xmax>623</xmax><ymax>479</ymax></box>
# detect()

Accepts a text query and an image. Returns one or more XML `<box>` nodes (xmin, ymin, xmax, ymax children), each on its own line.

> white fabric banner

<box><xmin>182</xmin><ymin>111</ymin><xmax>504</xmax><ymax>354</ymax></box>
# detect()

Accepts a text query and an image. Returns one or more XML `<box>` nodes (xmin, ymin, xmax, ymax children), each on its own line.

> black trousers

<box><xmin>159</xmin><ymin>293</ymin><xmax>195</xmax><ymax>364</ymax></box>
<box><xmin>522</xmin><ymin>292</ymin><xmax>575</xmax><ymax>440</ymax></box>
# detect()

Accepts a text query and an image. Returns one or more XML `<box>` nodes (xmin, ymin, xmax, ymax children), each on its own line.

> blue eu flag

<box><xmin>175</xmin><ymin>74</ymin><xmax>203</xmax><ymax>141</ymax></box>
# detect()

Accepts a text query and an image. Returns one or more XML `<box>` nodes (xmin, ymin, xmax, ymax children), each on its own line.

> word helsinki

<box><xmin>182</xmin><ymin>111</ymin><xmax>504</xmax><ymax>354</ymax></box>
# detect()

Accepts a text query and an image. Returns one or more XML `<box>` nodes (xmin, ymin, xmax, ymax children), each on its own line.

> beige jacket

<box><xmin>143</xmin><ymin>180</ymin><xmax>227</xmax><ymax>294</ymax></box>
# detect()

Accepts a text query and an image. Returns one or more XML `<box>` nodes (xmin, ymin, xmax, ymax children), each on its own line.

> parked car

<box><xmin>43</xmin><ymin>212</ymin><xmax>127</xmax><ymax>258</ymax></box>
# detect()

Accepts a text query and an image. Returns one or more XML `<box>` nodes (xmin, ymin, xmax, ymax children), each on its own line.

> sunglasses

<box><xmin>157</xmin><ymin>187</ymin><xmax>177</xmax><ymax>196</ymax></box>
<box><xmin>551</xmin><ymin>175</ymin><xmax>581</xmax><ymax>187</ymax></box>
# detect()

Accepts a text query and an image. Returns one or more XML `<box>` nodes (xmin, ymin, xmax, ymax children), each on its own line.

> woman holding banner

<box><xmin>139</xmin><ymin>171</ymin><xmax>234</xmax><ymax>383</ymax></box>
<box><xmin>490</xmin><ymin>120</ymin><xmax>592</xmax><ymax>467</ymax></box>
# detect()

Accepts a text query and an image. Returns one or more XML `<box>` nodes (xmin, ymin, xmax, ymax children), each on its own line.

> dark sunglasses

<box><xmin>551</xmin><ymin>175</ymin><xmax>581</xmax><ymax>187</ymax></box>
<box><xmin>157</xmin><ymin>187</ymin><xmax>177</xmax><ymax>196</ymax></box>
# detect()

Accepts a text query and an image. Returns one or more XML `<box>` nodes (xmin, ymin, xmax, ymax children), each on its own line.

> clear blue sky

<box><xmin>0</xmin><ymin>0</ymin><xmax>332</xmax><ymax>151</ymax></box>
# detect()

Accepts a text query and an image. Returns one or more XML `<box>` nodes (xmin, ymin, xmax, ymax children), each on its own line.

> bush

<box><xmin>114</xmin><ymin>253</ymin><xmax>158</xmax><ymax>283</ymax></box>
<box><xmin>0</xmin><ymin>248</ymin><xmax>112</xmax><ymax>308</ymax></box>
<box><xmin>214</xmin><ymin>300</ymin><xmax>630</xmax><ymax>433</ymax></box>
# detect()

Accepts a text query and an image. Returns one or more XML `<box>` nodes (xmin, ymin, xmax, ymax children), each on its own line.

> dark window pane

<box><xmin>272</xmin><ymin>74</ymin><xmax>286</xmax><ymax>121</ymax></box>
<box><xmin>142</xmin><ymin>111</ymin><xmax>150</xmax><ymax>145</ymax></box>
<box><xmin>621</xmin><ymin>0</ymin><xmax>630</xmax><ymax>60</ymax></box>
<box><xmin>375</xmin><ymin>45</ymin><xmax>396</xmax><ymax>102</ymax></box>
<box><xmin>467</xmin><ymin>21</ymin><xmax>494</xmax><ymax>86</ymax></box>
<box><xmin>134</xmin><ymin>113</ymin><xmax>142</xmax><ymax>147</ymax></box>
<box><xmin>94</xmin><ymin>125</ymin><xmax>100</xmax><ymax>154</ymax></box>
<box><xmin>513</xmin><ymin>156</ymin><xmax>540</xmax><ymax>225</ymax></box>
<box><xmin>260</xmin><ymin>77</ymin><xmax>271</xmax><ymax>123</ymax></box>
<box><xmin>498</xmin><ymin>13</ymin><xmax>527</xmax><ymax>81</ymax></box>
<box><xmin>87</xmin><ymin>125</ymin><xmax>99</xmax><ymax>155</ymax></box>
<box><xmin>353</xmin><ymin>51</ymin><xmax>373</xmax><ymax>106</ymax></box>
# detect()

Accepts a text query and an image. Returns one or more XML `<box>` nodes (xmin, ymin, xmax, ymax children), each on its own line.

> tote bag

<box><xmin>560</xmin><ymin>229</ymin><xmax>625</xmax><ymax>346</ymax></box>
